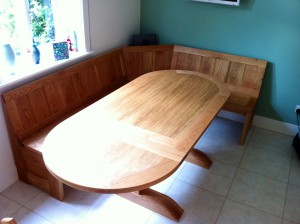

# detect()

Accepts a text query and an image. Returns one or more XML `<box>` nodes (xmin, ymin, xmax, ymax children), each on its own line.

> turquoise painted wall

<box><xmin>141</xmin><ymin>0</ymin><xmax>300</xmax><ymax>125</ymax></box>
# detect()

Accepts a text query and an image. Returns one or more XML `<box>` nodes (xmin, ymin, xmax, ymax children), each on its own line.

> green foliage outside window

<box><xmin>0</xmin><ymin>0</ymin><xmax>55</xmax><ymax>45</ymax></box>
<box><xmin>28</xmin><ymin>0</ymin><xmax>55</xmax><ymax>44</ymax></box>
<box><xmin>0</xmin><ymin>0</ymin><xmax>15</xmax><ymax>41</ymax></box>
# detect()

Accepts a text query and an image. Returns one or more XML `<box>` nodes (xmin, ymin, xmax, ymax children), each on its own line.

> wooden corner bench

<box><xmin>123</xmin><ymin>45</ymin><xmax>267</xmax><ymax>145</ymax></box>
<box><xmin>2</xmin><ymin>44</ymin><xmax>267</xmax><ymax>200</ymax></box>
<box><xmin>1</xmin><ymin>48</ymin><xmax>127</xmax><ymax>200</ymax></box>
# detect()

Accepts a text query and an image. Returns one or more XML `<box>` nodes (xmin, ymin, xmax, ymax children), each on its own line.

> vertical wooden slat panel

<box><xmin>113</xmin><ymin>56</ymin><xmax>124</xmax><ymax>78</ymax></box>
<box><xmin>199</xmin><ymin>57</ymin><xmax>215</xmax><ymax>75</ymax></box>
<box><xmin>175</xmin><ymin>52</ymin><xmax>190</xmax><ymax>70</ymax></box>
<box><xmin>84</xmin><ymin>65</ymin><xmax>101</xmax><ymax>96</ymax></box>
<box><xmin>212</xmin><ymin>59</ymin><xmax>230</xmax><ymax>82</ymax></box>
<box><xmin>108</xmin><ymin>58</ymin><xmax>119</xmax><ymax>83</ymax></box>
<box><xmin>143</xmin><ymin>52</ymin><xmax>155</xmax><ymax>74</ymax></box>
<box><xmin>155</xmin><ymin>51</ymin><xmax>172</xmax><ymax>71</ymax></box>
<box><xmin>185</xmin><ymin>54</ymin><xmax>198</xmax><ymax>71</ymax></box>
<box><xmin>28</xmin><ymin>88</ymin><xmax>51</xmax><ymax>123</ymax></box>
<box><xmin>174</xmin><ymin>52</ymin><xmax>186</xmax><ymax>70</ymax></box>
<box><xmin>127</xmin><ymin>52</ymin><xmax>144</xmax><ymax>79</ymax></box>
<box><xmin>15</xmin><ymin>96</ymin><xmax>36</xmax><ymax>130</ymax></box>
<box><xmin>96</xmin><ymin>59</ymin><xmax>116</xmax><ymax>87</ymax></box>
<box><xmin>97</xmin><ymin>55</ymin><xmax>125</xmax><ymax>86</ymax></box>
<box><xmin>95</xmin><ymin>61</ymin><xmax>108</xmax><ymax>87</ymax></box>
<box><xmin>123</xmin><ymin>46</ymin><xmax>174</xmax><ymax>80</ymax></box>
<box><xmin>242</xmin><ymin>65</ymin><xmax>260</xmax><ymax>90</ymax></box>
<box><xmin>5</xmin><ymin>101</ymin><xmax>23</xmax><ymax>135</ymax></box>
<box><xmin>106</xmin><ymin>58</ymin><xmax>118</xmax><ymax>83</ymax></box>
<box><xmin>72</xmin><ymin>70</ymin><xmax>88</xmax><ymax>100</ymax></box>
<box><xmin>118</xmin><ymin>53</ymin><xmax>127</xmax><ymax>78</ymax></box>
<box><xmin>58</xmin><ymin>75</ymin><xmax>79</xmax><ymax>107</ymax></box>
<box><xmin>227</xmin><ymin>62</ymin><xmax>245</xmax><ymax>86</ymax></box>
<box><xmin>194</xmin><ymin>55</ymin><xmax>202</xmax><ymax>72</ymax></box>
<box><xmin>170</xmin><ymin>51</ymin><xmax>179</xmax><ymax>69</ymax></box>
<box><xmin>256</xmin><ymin>67</ymin><xmax>266</xmax><ymax>90</ymax></box>
<box><xmin>43</xmin><ymin>78</ymin><xmax>65</xmax><ymax>115</ymax></box>
<box><xmin>68</xmin><ymin>62</ymin><xmax>99</xmax><ymax>100</ymax></box>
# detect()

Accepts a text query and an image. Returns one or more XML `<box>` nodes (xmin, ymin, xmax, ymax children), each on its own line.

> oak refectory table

<box><xmin>42</xmin><ymin>70</ymin><xmax>230</xmax><ymax>221</ymax></box>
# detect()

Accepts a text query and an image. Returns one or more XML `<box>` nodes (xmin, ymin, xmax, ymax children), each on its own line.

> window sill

<box><xmin>0</xmin><ymin>51</ymin><xmax>94</xmax><ymax>90</ymax></box>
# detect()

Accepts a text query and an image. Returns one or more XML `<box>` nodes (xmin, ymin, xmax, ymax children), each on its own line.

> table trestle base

<box><xmin>185</xmin><ymin>148</ymin><xmax>212</xmax><ymax>169</ymax></box>
<box><xmin>118</xmin><ymin>188</ymin><xmax>184</xmax><ymax>222</ymax></box>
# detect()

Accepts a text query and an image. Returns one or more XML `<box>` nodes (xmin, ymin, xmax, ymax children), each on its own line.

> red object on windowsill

<box><xmin>66</xmin><ymin>36</ymin><xmax>73</xmax><ymax>51</ymax></box>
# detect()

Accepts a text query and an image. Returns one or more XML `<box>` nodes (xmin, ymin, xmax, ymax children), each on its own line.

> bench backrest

<box><xmin>123</xmin><ymin>44</ymin><xmax>267</xmax><ymax>95</ymax></box>
<box><xmin>2</xmin><ymin>44</ymin><xmax>267</xmax><ymax>141</ymax></box>
<box><xmin>123</xmin><ymin>45</ymin><xmax>174</xmax><ymax>80</ymax></box>
<box><xmin>171</xmin><ymin>45</ymin><xmax>267</xmax><ymax>92</ymax></box>
<box><xmin>2</xmin><ymin>49</ymin><xmax>126</xmax><ymax>141</ymax></box>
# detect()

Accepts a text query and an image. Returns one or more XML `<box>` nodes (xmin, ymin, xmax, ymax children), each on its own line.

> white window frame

<box><xmin>0</xmin><ymin>0</ymin><xmax>92</xmax><ymax>88</ymax></box>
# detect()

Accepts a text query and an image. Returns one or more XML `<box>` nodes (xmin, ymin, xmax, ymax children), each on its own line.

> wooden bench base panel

<box><xmin>23</xmin><ymin>149</ymin><xmax>64</xmax><ymax>200</ymax></box>
<box><xmin>240</xmin><ymin>111</ymin><xmax>255</xmax><ymax>145</ymax></box>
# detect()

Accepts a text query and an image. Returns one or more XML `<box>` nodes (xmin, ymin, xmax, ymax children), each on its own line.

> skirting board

<box><xmin>218</xmin><ymin>110</ymin><xmax>298</xmax><ymax>137</ymax></box>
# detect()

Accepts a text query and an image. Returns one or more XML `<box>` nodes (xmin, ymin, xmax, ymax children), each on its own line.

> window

<box><xmin>0</xmin><ymin>0</ymin><xmax>90</xmax><ymax>85</ymax></box>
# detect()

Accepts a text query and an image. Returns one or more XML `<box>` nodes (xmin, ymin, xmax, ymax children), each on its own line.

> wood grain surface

<box><xmin>42</xmin><ymin>70</ymin><xmax>229</xmax><ymax>194</ymax></box>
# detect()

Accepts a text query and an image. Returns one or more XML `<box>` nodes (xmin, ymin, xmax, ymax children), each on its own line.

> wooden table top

<box><xmin>42</xmin><ymin>70</ymin><xmax>230</xmax><ymax>194</ymax></box>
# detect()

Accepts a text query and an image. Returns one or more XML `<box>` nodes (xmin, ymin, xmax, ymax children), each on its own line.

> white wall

<box><xmin>89</xmin><ymin>0</ymin><xmax>140</xmax><ymax>53</ymax></box>
<box><xmin>0</xmin><ymin>0</ymin><xmax>140</xmax><ymax>192</ymax></box>
<box><xmin>0</xmin><ymin>105</ymin><xmax>18</xmax><ymax>191</ymax></box>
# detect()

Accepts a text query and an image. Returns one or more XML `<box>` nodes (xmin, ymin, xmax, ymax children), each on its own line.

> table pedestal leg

<box><xmin>118</xmin><ymin>188</ymin><xmax>184</xmax><ymax>222</ymax></box>
<box><xmin>185</xmin><ymin>148</ymin><xmax>212</xmax><ymax>169</ymax></box>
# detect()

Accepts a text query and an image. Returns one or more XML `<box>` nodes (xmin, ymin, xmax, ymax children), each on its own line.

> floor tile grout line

<box><xmin>239</xmin><ymin>153</ymin><xmax>292</xmax><ymax>184</ymax></box>
<box><xmin>244</xmin><ymin>142</ymin><xmax>293</xmax><ymax>160</ymax></box>
<box><xmin>0</xmin><ymin>183</ymin><xmax>44</xmax><ymax>207</ymax></box>
<box><xmin>281</xmin><ymin>149</ymin><xmax>295</xmax><ymax>222</ymax></box>
<box><xmin>282</xmin><ymin>217</ymin><xmax>300</xmax><ymax>224</ymax></box>
<box><xmin>288</xmin><ymin>182</ymin><xmax>300</xmax><ymax>189</ymax></box>
<box><xmin>165</xmin><ymin>160</ymin><xmax>228</xmax><ymax>224</ymax></box>
<box><xmin>253</xmin><ymin>125</ymin><xmax>295</xmax><ymax>138</ymax></box>
<box><xmin>175</xmin><ymin>173</ymin><xmax>228</xmax><ymax>198</ymax></box>
<box><xmin>13</xmin><ymin>207</ymin><xmax>55</xmax><ymax>224</ymax></box>
<box><xmin>23</xmin><ymin>190</ymin><xmax>44</xmax><ymax>208</ymax></box>
<box><xmin>237</xmin><ymin>167</ymin><xmax>289</xmax><ymax>185</ymax></box>
<box><xmin>246</xmin><ymin>144</ymin><xmax>294</xmax><ymax>158</ymax></box>
<box><xmin>229</xmin><ymin>125</ymin><xmax>290</xmax><ymax>220</ymax></box>
<box><xmin>222</xmin><ymin>125</ymin><xmax>252</xmax><ymax>199</ymax></box>
<box><xmin>213</xmin><ymin>126</ymin><xmax>252</xmax><ymax>223</ymax></box>
<box><xmin>214</xmin><ymin>191</ymin><xmax>227</xmax><ymax>224</ymax></box>
<box><xmin>205</xmin><ymin>125</ymin><xmax>253</xmax><ymax>224</ymax></box>
<box><xmin>175</xmin><ymin>166</ymin><xmax>230</xmax><ymax>198</ymax></box>
<box><xmin>216</xmin><ymin>127</ymin><xmax>286</xmax><ymax>220</ymax></box>
<box><xmin>237</xmin><ymin>126</ymin><xmax>293</xmax><ymax>183</ymax></box>
<box><xmin>0</xmin><ymin>191</ymin><xmax>56</xmax><ymax>224</ymax></box>
<box><xmin>237</xmin><ymin>125</ymin><xmax>292</xmax><ymax>183</ymax></box>
<box><xmin>19</xmin><ymin>191</ymin><xmax>58</xmax><ymax>223</ymax></box>
<box><xmin>172</xmin><ymin>173</ymin><xmax>227</xmax><ymax>224</ymax></box>
<box><xmin>225</xmin><ymin>198</ymin><xmax>284</xmax><ymax>220</ymax></box>
<box><xmin>0</xmin><ymin>192</ymin><xmax>27</xmax><ymax>208</ymax></box>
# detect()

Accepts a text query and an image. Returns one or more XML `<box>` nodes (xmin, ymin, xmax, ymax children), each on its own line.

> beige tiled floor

<box><xmin>1</xmin><ymin>117</ymin><xmax>300</xmax><ymax>224</ymax></box>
